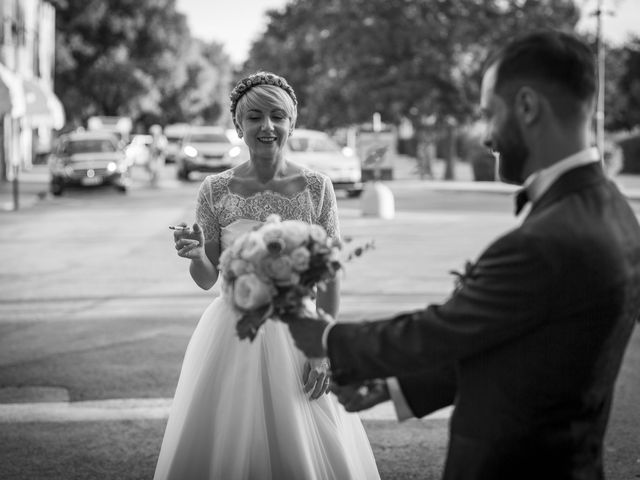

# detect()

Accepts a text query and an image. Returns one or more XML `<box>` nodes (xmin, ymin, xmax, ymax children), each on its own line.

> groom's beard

<box><xmin>496</xmin><ymin>113</ymin><xmax>529</xmax><ymax>185</ymax></box>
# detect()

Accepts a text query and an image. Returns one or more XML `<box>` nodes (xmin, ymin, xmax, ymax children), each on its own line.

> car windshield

<box><xmin>132</xmin><ymin>136</ymin><xmax>151</xmax><ymax>145</ymax></box>
<box><xmin>66</xmin><ymin>139</ymin><xmax>117</xmax><ymax>155</ymax></box>
<box><xmin>188</xmin><ymin>133</ymin><xmax>229</xmax><ymax>143</ymax></box>
<box><xmin>288</xmin><ymin>136</ymin><xmax>340</xmax><ymax>153</ymax></box>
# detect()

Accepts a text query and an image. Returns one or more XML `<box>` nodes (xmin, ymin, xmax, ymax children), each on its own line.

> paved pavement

<box><xmin>1</xmin><ymin>156</ymin><xmax>639</xmax><ymax>425</ymax></box>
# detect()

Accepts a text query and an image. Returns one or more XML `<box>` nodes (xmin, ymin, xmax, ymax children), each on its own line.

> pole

<box><xmin>12</xmin><ymin>164</ymin><xmax>19</xmax><ymax>211</ymax></box>
<box><xmin>372</xmin><ymin>112</ymin><xmax>381</xmax><ymax>180</ymax></box>
<box><xmin>595</xmin><ymin>0</ymin><xmax>606</xmax><ymax>157</ymax></box>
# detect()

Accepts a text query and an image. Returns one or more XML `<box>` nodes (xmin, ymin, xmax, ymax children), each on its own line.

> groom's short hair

<box><xmin>486</xmin><ymin>29</ymin><xmax>597</xmax><ymax>122</ymax></box>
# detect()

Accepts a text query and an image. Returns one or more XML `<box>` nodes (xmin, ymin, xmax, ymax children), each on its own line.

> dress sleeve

<box><xmin>195</xmin><ymin>176</ymin><xmax>220</xmax><ymax>244</ymax></box>
<box><xmin>317</xmin><ymin>175</ymin><xmax>341</xmax><ymax>241</ymax></box>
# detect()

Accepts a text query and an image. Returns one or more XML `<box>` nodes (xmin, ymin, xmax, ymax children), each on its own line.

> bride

<box><xmin>154</xmin><ymin>72</ymin><xmax>380</xmax><ymax>480</ymax></box>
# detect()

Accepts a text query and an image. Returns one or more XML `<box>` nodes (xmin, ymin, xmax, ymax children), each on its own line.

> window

<box><xmin>188</xmin><ymin>133</ymin><xmax>229</xmax><ymax>143</ymax></box>
<box><xmin>67</xmin><ymin>139</ymin><xmax>117</xmax><ymax>155</ymax></box>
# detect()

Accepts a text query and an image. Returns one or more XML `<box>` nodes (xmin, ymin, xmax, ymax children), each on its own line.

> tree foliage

<box><xmin>603</xmin><ymin>37</ymin><xmax>640</xmax><ymax>131</ymax></box>
<box><xmin>54</xmin><ymin>0</ymin><xmax>233</xmax><ymax>130</ymax></box>
<box><xmin>242</xmin><ymin>0</ymin><xmax>581</xmax><ymax>131</ymax></box>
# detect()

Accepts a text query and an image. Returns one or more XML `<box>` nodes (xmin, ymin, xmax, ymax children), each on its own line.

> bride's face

<box><xmin>239</xmin><ymin>104</ymin><xmax>292</xmax><ymax>161</ymax></box>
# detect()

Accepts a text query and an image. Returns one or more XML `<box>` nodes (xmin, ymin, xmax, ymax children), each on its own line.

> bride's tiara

<box><xmin>229</xmin><ymin>71</ymin><xmax>298</xmax><ymax>118</ymax></box>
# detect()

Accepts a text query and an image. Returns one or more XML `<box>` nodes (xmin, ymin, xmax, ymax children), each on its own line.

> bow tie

<box><xmin>514</xmin><ymin>188</ymin><xmax>529</xmax><ymax>215</ymax></box>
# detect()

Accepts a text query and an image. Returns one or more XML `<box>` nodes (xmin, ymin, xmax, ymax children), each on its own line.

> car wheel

<box><xmin>177</xmin><ymin>167</ymin><xmax>190</xmax><ymax>181</ymax></box>
<box><xmin>50</xmin><ymin>182</ymin><xmax>63</xmax><ymax>196</ymax></box>
<box><xmin>115</xmin><ymin>185</ymin><xmax>127</xmax><ymax>193</ymax></box>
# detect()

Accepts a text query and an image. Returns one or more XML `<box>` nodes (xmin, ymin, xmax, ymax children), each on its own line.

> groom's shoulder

<box><xmin>481</xmin><ymin>221</ymin><xmax>555</xmax><ymax>263</ymax></box>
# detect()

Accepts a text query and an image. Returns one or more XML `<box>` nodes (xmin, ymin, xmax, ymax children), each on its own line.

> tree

<box><xmin>243</xmin><ymin>0</ymin><xmax>581</xmax><ymax>132</ymax></box>
<box><xmin>242</xmin><ymin>0</ymin><xmax>580</xmax><ymax>179</ymax></box>
<box><xmin>54</xmin><ymin>0</ymin><xmax>233</xmax><ymax>130</ymax></box>
<box><xmin>604</xmin><ymin>37</ymin><xmax>640</xmax><ymax>131</ymax></box>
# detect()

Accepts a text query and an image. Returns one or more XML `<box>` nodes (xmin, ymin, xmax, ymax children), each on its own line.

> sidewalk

<box><xmin>0</xmin><ymin>164</ymin><xmax>49</xmax><ymax>211</ymax></box>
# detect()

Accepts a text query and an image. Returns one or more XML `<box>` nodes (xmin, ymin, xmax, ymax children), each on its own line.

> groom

<box><xmin>287</xmin><ymin>29</ymin><xmax>640</xmax><ymax>479</ymax></box>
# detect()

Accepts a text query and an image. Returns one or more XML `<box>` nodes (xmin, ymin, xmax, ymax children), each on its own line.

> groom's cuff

<box><xmin>386</xmin><ymin>377</ymin><xmax>414</xmax><ymax>421</ymax></box>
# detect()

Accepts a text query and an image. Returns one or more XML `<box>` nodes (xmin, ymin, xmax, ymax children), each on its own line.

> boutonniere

<box><xmin>449</xmin><ymin>260</ymin><xmax>475</xmax><ymax>293</ymax></box>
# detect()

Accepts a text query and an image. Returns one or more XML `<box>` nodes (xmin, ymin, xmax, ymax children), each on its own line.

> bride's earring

<box><xmin>237</xmin><ymin>130</ymin><xmax>243</xmax><ymax>138</ymax></box>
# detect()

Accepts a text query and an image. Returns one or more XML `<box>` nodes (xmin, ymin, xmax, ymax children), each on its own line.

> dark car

<box><xmin>176</xmin><ymin>126</ymin><xmax>240</xmax><ymax>180</ymax></box>
<box><xmin>48</xmin><ymin>131</ymin><xmax>130</xmax><ymax>196</ymax></box>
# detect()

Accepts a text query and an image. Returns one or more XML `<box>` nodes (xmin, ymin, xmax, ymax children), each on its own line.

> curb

<box><xmin>0</xmin><ymin>397</ymin><xmax>452</xmax><ymax>423</ymax></box>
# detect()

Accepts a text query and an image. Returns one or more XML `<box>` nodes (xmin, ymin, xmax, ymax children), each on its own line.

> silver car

<box><xmin>287</xmin><ymin>129</ymin><xmax>363</xmax><ymax>197</ymax></box>
<box><xmin>176</xmin><ymin>126</ymin><xmax>240</xmax><ymax>180</ymax></box>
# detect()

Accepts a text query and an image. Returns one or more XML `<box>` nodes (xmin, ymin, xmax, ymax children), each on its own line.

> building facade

<box><xmin>0</xmin><ymin>0</ymin><xmax>64</xmax><ymax>182</ymax></box>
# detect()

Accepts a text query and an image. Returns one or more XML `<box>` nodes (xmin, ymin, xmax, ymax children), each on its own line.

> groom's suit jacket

<box><xmin>328</xmin><ymin>162</ymin><xmax>640</xmax><ymax>480</ymax></box>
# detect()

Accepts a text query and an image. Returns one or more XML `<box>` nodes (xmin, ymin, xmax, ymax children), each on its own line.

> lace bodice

<box><xmin>195</xmin><ymin>168</ymin><xmax>340</xmax><ymax>245</ymax></box>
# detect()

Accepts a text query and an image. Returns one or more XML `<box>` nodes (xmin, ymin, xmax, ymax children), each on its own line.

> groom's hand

<box><xmin>286</xmin><ymin>312</ymin><xmax>331</xmax><ymax>358</ymax></box>
<box><xmin>331</xmin><ymin>379</ymin><xmax>390</xmax><ymax>412</ymax></box>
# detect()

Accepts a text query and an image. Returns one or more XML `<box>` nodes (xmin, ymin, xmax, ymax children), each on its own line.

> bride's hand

<box><xmin>303</xmin><ymin>358</ymin><xmax>331</xmax><ymax>400</ymax></box>
<box><xmin>174</xmin><ymin>223</ymin><xmax>206</xmax><ymax>260</ymax></box>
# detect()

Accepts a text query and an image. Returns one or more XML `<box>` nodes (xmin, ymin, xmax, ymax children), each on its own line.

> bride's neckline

<box><xmin>220</xmin><ymin>168</ymin><xmax>311</xmax><ymax>202</ymax></box>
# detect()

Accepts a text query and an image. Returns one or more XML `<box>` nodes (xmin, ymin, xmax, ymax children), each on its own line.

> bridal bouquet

<box><xmin>220</xmin><ymin>215</ymin><xmax>351</xmax><ymax>341</ymax></box>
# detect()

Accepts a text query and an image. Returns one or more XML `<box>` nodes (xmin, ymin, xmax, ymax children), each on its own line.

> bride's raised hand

<box><xmin>173</xmin><ymin>222</ymin><xmax>206</xmax><ymax>260</ymax></box>
<box><xmin>302</xmin><ymin>358</ymin><xmax>331</xmax><ymax>400</ymax></box>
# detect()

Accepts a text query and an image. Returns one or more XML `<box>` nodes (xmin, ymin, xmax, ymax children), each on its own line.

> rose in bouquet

<box><xmin>219</xmin><ymin>215</ymin><xmax>343</xmax><ymax>341</ymax></box>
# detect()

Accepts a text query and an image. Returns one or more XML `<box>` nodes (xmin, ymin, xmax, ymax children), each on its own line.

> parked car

<box><xmin>176</xmin><ymin>126</ymin><xmax>240</xmax><ymax>180</ymax></box>
<box><xmin>286</xmin><ymin>129</ymin><xmax>363</xmax><ymax>197</ymax></box>
<box><xmin>48</xmin><ymin>130</ymin><xmax>129</xmax><ymax>196</ymax></box>
<box><xmin>124</xmin><ymin>134</ymin><xmax>153</xmax><ymax>167</ymax></box>
<box><xmin>164</xmin><ymin>123</ymin><xmax>189</xmax><ymax>164</ymax></box>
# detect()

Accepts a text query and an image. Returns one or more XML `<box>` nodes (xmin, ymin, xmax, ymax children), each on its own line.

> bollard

<box><xmin>360</xmin><ymin>181</ymin><xmax>395</xmax><ymax>219</ymax></box>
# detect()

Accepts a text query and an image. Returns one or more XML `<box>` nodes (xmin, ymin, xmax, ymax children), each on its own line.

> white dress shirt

<box><xmin>323</xmin><ymin>147</ymin><xmax>602</xmax><ymax>420</ymax></box>
<box><xmin>521</xmin><ymin>147</ymin><xmax>601</xmax><ymax>207</ymax></box>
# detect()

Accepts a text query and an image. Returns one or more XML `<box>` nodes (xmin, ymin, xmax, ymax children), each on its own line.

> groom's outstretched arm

<box><xmin>327</xmin><ymin>234</ymin><xmax>555</xmax><ymax>385</ymax></box>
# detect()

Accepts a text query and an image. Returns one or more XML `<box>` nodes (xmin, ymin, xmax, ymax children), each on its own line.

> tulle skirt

<box><xmin>154</xmin><ymin>294</ymin><xmax>380</xmax><ymax>480</ymax></box>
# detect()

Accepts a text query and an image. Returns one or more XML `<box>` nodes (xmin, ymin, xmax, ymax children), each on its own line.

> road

<box><xmin>0</xmin><ymin>166</ymin><xmax>519</xmax><ymax>391</ymax></box>
<box><xmin>0</xmin><ymin>164</ymin><xmax>638</xmax><ymax>479</ymax></box>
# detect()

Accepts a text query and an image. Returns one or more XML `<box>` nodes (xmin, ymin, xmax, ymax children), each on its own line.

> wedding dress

<box><xmin>154</xmin><ymin>169</ymin><xmax>380</xmax><ymax>480</ymax></box>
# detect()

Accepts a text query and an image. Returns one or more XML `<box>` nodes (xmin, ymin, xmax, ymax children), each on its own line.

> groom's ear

<box><xmin>514</xmin><ymin>86</ymin><xmax>540</xmax><ymax>126</ymax></box>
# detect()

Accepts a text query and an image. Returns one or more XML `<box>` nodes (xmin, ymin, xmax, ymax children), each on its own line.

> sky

<box><xmin>175</xmin><ymin>0</ymin><xmax>640</xmax><ymax>65</ymax></box>
<box><xmin>175</xmin><ymin>0</ymin><xmax>289</xmax><ymax>64</ymax></box>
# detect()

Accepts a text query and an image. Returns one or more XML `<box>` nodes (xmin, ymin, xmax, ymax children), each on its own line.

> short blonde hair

<box><xmin>234</xmin><ymin>84</ymin><xmax>298</xmax><ymax>128</ymax></box>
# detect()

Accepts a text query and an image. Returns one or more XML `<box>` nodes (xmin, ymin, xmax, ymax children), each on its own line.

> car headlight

<box><xmin>183</xmin><ymin>145</ymin><xmax>198</xmax><ymax>158</ymax></box>
<box><xmin>342</xmin><ymin>146</ymin><xmax>355</xmax><ymax>157</ymax></box>
<box><xmin>107</xmin><ymin>162</ymin><xmax>117</xmax><ymax>173</ymax></box>
<box><xmin>228</xmin><ymin>146</ymin><xmax>242</xmax><ymax>158</ymax></box>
